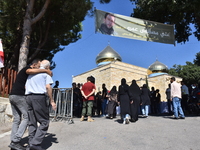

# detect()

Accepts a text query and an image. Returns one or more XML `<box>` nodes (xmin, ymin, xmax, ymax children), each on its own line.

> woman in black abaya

<box><xmin>141</xmin><ymin>84</ymin><xmax>151</xmax><ymax>117</ymax></box>
<box><xmin>118</xmin><ymin>78</ymin><xmax>132</xmax><ymax>124</ymax></box>
<box><xmin>129</xmin><ymin>80</ymin><xmax>141</xmax><ymax>122</ymax></box>
<box><xmin>107</xmin><ymin>86</ymin><xmax>118</xmax><ymax>119</ymax></box>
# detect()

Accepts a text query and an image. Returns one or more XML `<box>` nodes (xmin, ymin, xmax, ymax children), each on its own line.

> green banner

<box><xmin>95</xmin><ymin>9</ymin><xmax>175</xmax><ymax>45</ymax></box>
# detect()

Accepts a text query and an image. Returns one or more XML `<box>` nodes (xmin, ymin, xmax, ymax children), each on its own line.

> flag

<box><xmin>95</xmin><ymin>9</ymin><xmax>175</xmax><ymax>45</ymax></box>
<box><xmin>0</xmin><ymin>39</ymin><xmax>4</xmax><ymax>68</ymax></box>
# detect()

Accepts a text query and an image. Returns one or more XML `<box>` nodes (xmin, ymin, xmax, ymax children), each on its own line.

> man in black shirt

<box><xmin>8</xmin><ymin>59</ymin><xmax>52</xmax><ymax>150</ymax></box>
<box><xmin>101</xmin><ymin>83</ymin><xmax>108</xmax><ymax>117</ymax></box>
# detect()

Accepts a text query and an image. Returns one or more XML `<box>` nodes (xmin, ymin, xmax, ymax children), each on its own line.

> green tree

<box><xmin>193</xmin><ymin>52</ymin><xmax>200</xmax><ymax>66</ymax></box>
<box><xmin>168</xmin><ymin>62</ymin><xmax>200</xmax><ymax>85</ymax></box>
<box><xmin>0</xmin><ymin>0</ymin><xmax>93</xmax><ymax>71</ymax></box>
<box><xmin>130</xmin><ymin>0</ymin><xmax>200</xmax><ymax>43</ymax></box>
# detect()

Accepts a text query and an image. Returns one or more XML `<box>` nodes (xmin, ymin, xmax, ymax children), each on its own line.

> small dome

<box><xmin>148</xmin><ymin>60</ymin><xmax>168</xmax><ymax>74</ymax></box>
<box><xmin>96</xmin><ymin>45</ymin><xmax>122</xmax><ymax>65</ymax></box>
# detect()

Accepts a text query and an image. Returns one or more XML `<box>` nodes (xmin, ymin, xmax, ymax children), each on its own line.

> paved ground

<box><xmin>0</xmin><ymin>114</ymin><xmax>200</xmax><ymax>150</ymax></box>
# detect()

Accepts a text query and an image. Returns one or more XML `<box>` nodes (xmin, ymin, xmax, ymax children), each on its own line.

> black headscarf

<box><xmin>121</xmin><ymin>78</ymin><xmax>126</xmax><ymax>85</ymax></box>
<box><xmin>142</xmin><ymin>84</ymin><xmax>148</xmax><ymax>88</ymax></box>
<box><xmin>109</xmin><ymin>86</ymin><xmax>117</xmax><ymax>95</ymax></box>
<box><xmin>129</xmin><ymin>80</ymin><xmax>141</xmax><ymax>97</ymax></box>
<box><xmin>119</xmin><ymin>78</ymin><xmax>129</xmax><ymax>94</ymax></box>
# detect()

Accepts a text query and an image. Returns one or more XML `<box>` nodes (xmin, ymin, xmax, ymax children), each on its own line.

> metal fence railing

<box><xmin>49</xmin><ymin>88</ymin><xmax>74</xmax><ymax>124</ymax></box>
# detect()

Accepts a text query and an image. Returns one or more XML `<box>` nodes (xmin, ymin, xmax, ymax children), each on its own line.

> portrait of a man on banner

<box><xmin>95</xmin><ymin>9</ymin><xmax>175</xmax><ymax>45</ymax></box>
<box><xmin>99</xmin><ymin>13</ymin><xmax>115</xmax><ymax>35</ymax></box>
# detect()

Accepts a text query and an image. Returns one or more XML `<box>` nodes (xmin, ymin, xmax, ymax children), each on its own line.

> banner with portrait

<box><xmin>95</xmin><ymin>9</ymin><xmax>175</xmax><ymax>45</ymax></box>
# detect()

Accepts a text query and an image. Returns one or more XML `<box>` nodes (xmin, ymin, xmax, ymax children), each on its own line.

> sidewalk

<box><xmin>0</xmin><ymin>115</ymin><xmax>200</xmax><ymax>150</ymax></box>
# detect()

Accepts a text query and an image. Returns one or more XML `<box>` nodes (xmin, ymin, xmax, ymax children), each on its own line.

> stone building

<box><xmin>73</xmin><ymin>45</ymin><xmax>182</xmax><ymax>103</ymax></box>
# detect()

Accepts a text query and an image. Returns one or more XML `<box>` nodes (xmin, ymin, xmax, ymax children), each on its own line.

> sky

<box><xmin>52</xmin><ymin>1</ymin><xmax>200</xmax><ymax>88</ymax></box>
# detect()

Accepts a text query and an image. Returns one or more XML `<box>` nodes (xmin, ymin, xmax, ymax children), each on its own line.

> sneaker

<box><xmin>8</xmin><ymin>142</ymin><xmax>26</xmax><ymax>150</ymax></box>
<box><xmin>180</xmin><ymin>117</ymin><xmax>185</xmax><ymax>119</ymax></box>
<box><xmin>30</xmin><ymin>145</ymin><xmax>45</xmax><ymax>150</ymax></box>
<box><xmin>125</xmin><ymin>115</ymin><xmax>130</xmax><ymax>124</ymax></box>
<box><xmin>123</xmin><ymin>120</ymin><xmax>126</xmax><ymax>124</ymax></box>
<box><xmin>126</xmin><ymin>118</ymin><xmax>129</xmax><ymax>124</ymax></box>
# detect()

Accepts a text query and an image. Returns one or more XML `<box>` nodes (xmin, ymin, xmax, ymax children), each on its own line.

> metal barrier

<box><xmin>49</xmin><ymin>88</ymin><xmax>74</xmax><ymax>124</ymax></box>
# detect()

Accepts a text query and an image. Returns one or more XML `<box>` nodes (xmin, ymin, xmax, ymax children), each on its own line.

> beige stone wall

<box><xmin>73</xmin><ymin>61</ymin><xmax>148</xmax><ymax>92</ymax></box>
<box><xmin>73</xmin><ymin>61</ymin><xmax>182</xmax><ymax>102</ymax></box>
<box><xmin>148</xmin><ymin>74</ymin><xmax>182</xmax><ymax>102</ymax></box>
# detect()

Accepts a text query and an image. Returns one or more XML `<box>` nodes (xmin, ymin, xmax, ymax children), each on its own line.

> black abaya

<box><xmin>107</xmin><ymin>86</ymin><xmax>118</xmax><ymax>118</ymax></box>
<box><xmin>129</xmin><ymin>80</ymin><xmax>141</xmax><ymax>122</ymax></box>
<box><xmin>118</xmin><ymin>80</ymin><xmax>131</xmax><ymax>117</ymax></box>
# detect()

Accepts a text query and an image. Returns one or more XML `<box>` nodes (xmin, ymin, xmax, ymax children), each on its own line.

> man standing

<box><xmin>25</xmin><ymin>60</ymin><xmax>56</xmax><ymax>150</ymax></box>
<box><xmin>80</xmin><ymin>76</ymin><xmax>96</xmax><ymax>122</ymax></box>
<box><xmin>101</xmin><ymin>83</ymin><xmax>108</xmax><ymax>117</ymax></box>
<box><xmin>72</xmin><ymin>82</ymin><xmax>81</xmax><ymax>118</ymax></box>
<box><xmin>165</xmin><ymin>84</ymin><xmax>173</xmax><ymax>114</ymax></box>
<box><xmin>170</xmin><ymin>77</ymin><xmax>185</xmax><ymax>119</ymax></box>
<box><xmin>181</xmin><ymin>81</ymin><xmax>189</xmax><ymax>113</ymax></box>
<box><xmin>8</xmin><ymin>59</ymin><xmax>51</xmax><ymax>150</ymax></box>
<box><xmin>53</xmin><ymin>80</ymin><xmax>59</xmax><ymax>88</ymax></box>
<box><xmin>150</xmin><ymin>87</ymin><xmax>156</xmax><ymax>114</ymax></box>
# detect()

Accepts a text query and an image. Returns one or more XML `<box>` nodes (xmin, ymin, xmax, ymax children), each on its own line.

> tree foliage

<box><xmin>0</xmin><ymin>0</ymin><xmax>93</xmax><ymax>70</ymax></box>
<box><xmin>193</xmin><ymin>52</ymin><xmax>200</xmax><ymax>66</ymax></box>
<box><xmin>130</xmin><ymin>0</ymin><xmax>200</xmax><ymax>43</ymax></box>
<box><xmin>168</xmin><ymin>61</ymin><xmax>200</xmax><ymax>86</ymax></box>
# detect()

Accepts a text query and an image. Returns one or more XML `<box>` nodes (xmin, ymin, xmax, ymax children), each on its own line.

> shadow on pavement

<box><xmin>42</xmin><ymin>133</ymin><xmax>58</xmax><ymax>149</ymax></box>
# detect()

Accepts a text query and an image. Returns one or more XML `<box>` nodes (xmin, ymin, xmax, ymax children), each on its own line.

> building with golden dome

<box><xmin>96</xmin><ymin>45</ymin><xmax>122</xmax><ymax>65</ymax></box>
<box><xmin>148</xmin><ymin>60</ymin><xmax>168</xmax><ymax>77</ymax></box>
<box><xmin>73</xmin><ymin>45</ymin><xmax>182</xmax><ymax>110</ymax></box>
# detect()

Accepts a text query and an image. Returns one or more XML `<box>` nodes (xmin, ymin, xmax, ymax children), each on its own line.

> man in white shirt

<box><xmin>25</xmin><ymin>60</ymin><xmax>56</xmax><ymax>150</ymax></box>
<box><xmin>170</xmin><ymin>77</ymin><xmax>185</xmax><ymax>119</ymax></box>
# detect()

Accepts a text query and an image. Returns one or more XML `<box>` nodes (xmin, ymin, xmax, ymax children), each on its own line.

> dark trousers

<box><xmin>181</xmin><ymin>94</ymin><xmax>188</xmax><ymax>113</ymax></box>
<box><xmin>167</xmin><ymin>99</ymin><xmax>173</xmax><ymax>114</ymax></box>
<box><xmin>151</xmin><ymin>101</ymin><xmax>157</xmax><ymax>114</ymax></box>
<box><xmin>26</xmin><ymin>95</ymin><xmax>49</xmax><ymax>146</ymax></box>
<box><xmin>102</xmin><ymin>99</ymin><xmax>107</xmax><ymax>115</ymax></box>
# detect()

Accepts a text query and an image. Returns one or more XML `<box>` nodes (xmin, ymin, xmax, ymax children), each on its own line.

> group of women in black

<box><xmin>103</xmin><ymin>78</ymin><xmax>151</xmax><ymax>124</ymax></box>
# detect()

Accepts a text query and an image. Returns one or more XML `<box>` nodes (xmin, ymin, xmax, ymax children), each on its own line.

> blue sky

<box><xmin>52</xmin><ymin>1</ymin><xmax>200</xmax><ymax>88</ymax></box>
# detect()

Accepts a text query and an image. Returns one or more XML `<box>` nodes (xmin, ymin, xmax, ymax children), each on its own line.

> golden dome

<box><xmin>96</xmin><ymin>45</ymin><xmax>122</xmax><ymax>65</ymax></box>
<box><xmin>148</xmin><ymin>60</ymin><xmax>168</xmax><ymax>74</ymax></box>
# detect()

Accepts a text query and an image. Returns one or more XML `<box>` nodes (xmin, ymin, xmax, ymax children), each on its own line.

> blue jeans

<box><xmin>141</xmin><ymin>105</ymin><xmax>149</xmax><ymax>116</ymax></box>
<box><xmin>9</xmin><ymin>95</ymin><xmax>28</xmax><ymax>142</ymax></box>
<box><xmin>172</xmin><ymin>97</ymin><xmax>185</xmax><ymax>118</ymax></box>
<box><xmin>102</xmin><ymin>99</ymin><xmax>107</xmax><ymax>115</ymax></box>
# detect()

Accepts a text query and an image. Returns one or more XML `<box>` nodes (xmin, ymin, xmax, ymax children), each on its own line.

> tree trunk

<box><xmin>18</xmin><ymin>0</ymin><xmax>51</xmax><ymax>72</ymax></box>
<box><xmin>18</xmin><ymin>0</ymin><xmax>34</xmax><ymax>72</ymax></box>
<box><xmin>18</xmin><ymin>24</ymin><xmax>32</xmax><ymax>71</ymax></box>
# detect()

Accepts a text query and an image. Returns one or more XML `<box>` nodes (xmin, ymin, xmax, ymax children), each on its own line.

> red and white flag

<box><xmin>0</xmin><ymin>39</ymin><xmax>4</xmax><ymax>68</ymax></box>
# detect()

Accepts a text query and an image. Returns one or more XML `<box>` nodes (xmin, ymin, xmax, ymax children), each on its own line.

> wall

<box><xmin>73</xmin><ymin>61</ymin><xmax>182</xmax><ymax>104</ymax></box>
